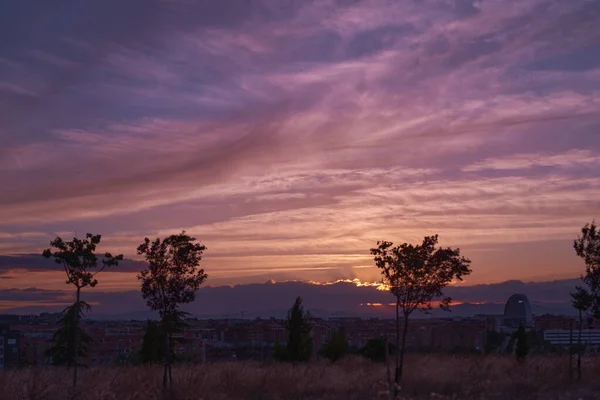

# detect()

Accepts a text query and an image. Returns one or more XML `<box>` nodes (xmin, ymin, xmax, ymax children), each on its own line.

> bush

<box><xmin>360</xmin><ymin>338</ymin><xmax>395</xmax><ymax>362</ymax></box>
<box><xmin>321</xmin><ymin>331</ymin><xmax>349</xmax><ymax>362</ymax></box>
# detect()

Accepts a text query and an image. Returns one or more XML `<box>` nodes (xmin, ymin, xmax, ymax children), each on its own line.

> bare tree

<box><xmin>43</xmin><ymin>233</ymin><xmax>122</xmax><ymax>387</ymax></box>
<box><xmin>137</xmin><ymin>231</ymin><xmax>207</xmax><ymax>389</ymax></box>
<box><xmin>371</xmin><ymin>235</ymin><xmax>471</xmax><ymax>394</ymax></box>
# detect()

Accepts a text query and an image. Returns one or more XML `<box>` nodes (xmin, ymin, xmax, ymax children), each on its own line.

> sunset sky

<box><xmin>1</xmin><ymin>0</ymin><xmax>600</xmax><ymax>312</ymax></box>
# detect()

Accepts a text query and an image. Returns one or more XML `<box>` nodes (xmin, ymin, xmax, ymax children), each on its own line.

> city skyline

<box><xmin>1</xmin><ymin>0</ymin><xmax>600</xmax><ymax>310</ymax></box>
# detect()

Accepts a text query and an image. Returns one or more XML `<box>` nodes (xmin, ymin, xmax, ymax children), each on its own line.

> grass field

<box><xmin>1</xmin><ymin>355</ymin><xmax>599</xmax><ymax>400</ymax></box>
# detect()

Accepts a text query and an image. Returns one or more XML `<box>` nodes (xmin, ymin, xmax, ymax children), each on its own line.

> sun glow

<box><xmin>307</xmin><ymin>278</ymin><xmax>389</xmax><ymax>291</ymax></box>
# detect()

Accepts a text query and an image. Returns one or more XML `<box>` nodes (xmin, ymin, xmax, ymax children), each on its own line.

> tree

<box><xmin>139</xmin><ymin>320</ymin><xmax>163</xmax><ymax>364</ymax></box>
<box><xmin>572</xmin><ymin>221</ymin><xmax>600</xmax><ymax>381</ymax></box>
<box><xmin>46</xmin><ymin>302</ymin><xmax>94</xmax><ymax>367</ymax></box>
<box><xmin>285</xmin><ymin>296</ymin><xmax>313</xmax><ymax>362</ymax></box>
<box><xmin>321</xmin><ymin>331</ymin><xmax>348</xmax><ymax>362</ymax></box>
<box><xmin>360</xmin><ymin>338</ymin><xmax>396</xmax><ymax>362</ymax></box>
<box><xmin>573</xmin><ymin>221</ymin><xmax>600</xmax><ymax>317</ymax></box>
<box><xmin>571</xmin><ymin>286</ymin><xmax>593</xmax><ymax>380</ymax></box>
<box><xmin>371</xmin><ymin>235</ymin><xmax>472</xmax><ymax>391</ymax></box>
<box><xmin>137</xmin><ymin>231</ymin><xmax>207</xmax><ymax>389</ymax></box>
<box><xmin>514</xmin><ymin>325</ymin><xmax>529</xmax><ymax>363</ymax></box>
<box><xmin>43</xmin><ymin>233</ymin><xmax>122</xmax><ymax>387</ymax></box>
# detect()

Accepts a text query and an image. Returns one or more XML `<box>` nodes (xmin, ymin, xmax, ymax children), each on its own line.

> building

<box><xmin>0</xmin><ymin>324</ymin><xmax>20</xmax><ymax>370</ymax></box>
<box><xmin>543</xmin><ymin>329</ymin><xmax>600</xmax><ymax>350</ymax></box>
<box><xmin>503</xmin><ymin>294</ymin><xmax>533</xmax><ymax>330</ymax></box>
<box><xmin>430</xmin><ymin>319</ymin><xmax>487</xmax><ymax>352</ymax></box>
<box><xmin>534</xmin><ymin>314</ymin><xmax>576</xmax><ymax>332</ymax></box>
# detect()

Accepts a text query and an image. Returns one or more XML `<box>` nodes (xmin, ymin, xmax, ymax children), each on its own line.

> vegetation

<box><xmin>42</xmin><ymin>233</ymin><xmax>122</xmax><ymax>387</ymax></box>
<box><xmin>573</xmin><ymin>220</ymin><xmax>600</xmax><ymax>317</ymax></box>
<box><xmin>571</xmin><ymin>220</ymin><xmax>600</xmax><ymax>380</ymax></box>
<box><xmin>370</xmin><ymin>234</ymin><xmax>472</xmax><ymax>392</ymax></box>
<box><xmin>3</xmin><ymin>356</ymin><xmax>600</xmax><ymax>400</ymax></box>
<box><xmin>137</xmin><ymin>231</ymin><xmax>207</xmax><ymax>388</ymax></box>
<box><xmin>139</xmin><ymin>320</ymin><xmax>163</xmax><ymax>365</ymax></box>
<box><xmin>46</xmin><ymin>302</ymin><xmax>94</xmax><ymax>367</ymax></box>
<box><xmin>283</xmin><ymin>296</ymin><xmax>313</xmax><ymax>363</ymax></box>
<box><xmin>321</xmin><ymin>331</ymin><xmax>349</xmax><ymax>362</ymax></box>
<box><xmin>360</xmin><ymin>338</ymin><xmax>395</xmax><ymax>362</ymax></box>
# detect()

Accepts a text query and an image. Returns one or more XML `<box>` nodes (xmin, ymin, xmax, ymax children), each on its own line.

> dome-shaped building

<box><xmin>503</xmin><ymin>294</ymin><xmax>533</xmax><ymax>328</ymax></box>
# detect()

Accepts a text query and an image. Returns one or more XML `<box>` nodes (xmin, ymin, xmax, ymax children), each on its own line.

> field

<box><xmin>1</xmin><ymin>355</ymin><xmax>599</xmax><ymax>400</ymax></box>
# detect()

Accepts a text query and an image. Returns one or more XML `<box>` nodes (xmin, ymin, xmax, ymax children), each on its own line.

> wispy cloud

<box><xmin>464</xmin><ymin>149</ymin><xmax>600</xmax><ymax>172</ymax></box>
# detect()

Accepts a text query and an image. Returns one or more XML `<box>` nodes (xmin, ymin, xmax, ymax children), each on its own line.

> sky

<box><xmin>1</xmin><ymin>0</ymin><xmax>600</xmax><ymax>313</ymax></box>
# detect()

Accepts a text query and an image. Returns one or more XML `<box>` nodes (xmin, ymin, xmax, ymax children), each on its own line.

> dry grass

<box><xmin>1</xmin><ymin>355</ymin><xmax>599</xmax><ymax>400</ymax></box>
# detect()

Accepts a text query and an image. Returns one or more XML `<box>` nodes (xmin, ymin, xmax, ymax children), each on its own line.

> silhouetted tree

<box><xmin>361</xmin><ymin>338</ymin><xmax>396</xmax><ymax>362</ymax></box>
<box><xmin>285</xmin><ymin>296</ymin><xmax>313</xmax><ymax>362</ymax></box>
<box><xmin>46</xmin><ymin>302</ymin><xmax>93</xmax><ymax>367</ymax></box>
<box><xmin>137</xmin><ymin>231</ymin><xmax>207</xmax><ymax>389</ymax></box>
<box><xmin>43</xmin><ymin>233</ymin><xmax>122</xmax><ymax>387</ymax></box>
<box><xmin>371</xmin><ymin>235</ymin><xmax>472</xmax><ymax>392</ymax></box>
<box><xmin>514</xmin><ymin>325</ymin><xmax>529</xmax><ymax>362</ymax></box>
<box><xmin>321</xmin><ymin>331</ymin><xmax>348</xmax><ymax>362</ymax></box>
<box><xmin>573</xmin><ymin>221</ymin><xmax>600</xmax><ymax>317</ymax></box>
<box><xmin>140</xmin><ymin>320</ymin><xmax>163</xmax><ymax>364</ymax></box>
<box><xmin>571</xmin><ymin>287</ymin><xmax>593</xmax><ymax>380</ymax></box>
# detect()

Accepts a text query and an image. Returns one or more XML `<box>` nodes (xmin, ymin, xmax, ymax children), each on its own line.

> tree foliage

<box><xmin>321</xmin><ymin>331</ymin><xmax>349</xmax><ymax>362</ymax></box>
<box><xmin>137</xmin><ymin>231</ymin><xmax>207</xmax><ymax>388</ymax></box>
<box><xmin>139</xmin><ymin>320</ymin><xmax>163</xmax><ymax>365</ymax></box>
<box><xmin>371</xmin><ymin>234</ymin><xmax>472</xmax><ymax>389</ymax></box>
<box><xmin>573</xmin><ymin>221</ymin><xmax>600</xmax><ymax>318</ymax></box>
<box><xmin>46</xmin><ymin>302</ymin><xmax>93</xmax><ymax>367</ymax></box>
<box><xmin>360</xmin><ymin>338</ymin><xmax>396</xmax><ymax>362</ymax></box>
<box><xmin>285</xmin><ymin>296</ymin><xmax>313</xmax><ymax>363</ymax></box>
<box><xmin>42</xmin><ymin>233</ymin><xmax>122</xmax><ymax>387</ymax></box>
<box><xmin>42</xmin><ymin>233</ymin><xmax>123</xmax><ymax>290</ymax></box>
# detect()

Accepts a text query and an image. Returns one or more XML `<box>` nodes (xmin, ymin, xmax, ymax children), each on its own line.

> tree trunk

<box><xmin>384</xmin><ymin>335</ymin><xmax>393</xmax><ymax>400</ymax></box>
<box><xmin>73</xmin><ymin>287</ymin><xmax>80</xmax><ymax>388</ymax></box>
<box><xmin>398</xmin><ymin>311</ymin><xmax>409</xmax><ymax>383</ymax></box>
<box><xmin>162</xmin><ymin>328</ymin><xmax>169</xmax><ymax>389</ymax></box>
<box><xmin>577</xmin><ymin>310</ymin><xmax>583</xmax><ymax>381</ymax></box>
<box><xmin>168</xmin><ymin>335</ymin><xmax>173</xmax><ymax>386</ymax></box>
<box><xmin>394</xmin><ymin>300</ymin><xmax>400</xmax><ymax>387</ymax></box>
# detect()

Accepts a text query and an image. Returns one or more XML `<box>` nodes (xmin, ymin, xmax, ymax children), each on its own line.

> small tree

<box><xmin>137</xmin><ymin>231</ymin><xmax>207</xmax><ymax>389</ymax></box>
<box><xmin>285</xmin><ymin>296</ymin><xmax>313</xmax><ymax>362</ymax></box>
<box><xmin>46</xmin><ymin>302</ymin><xmax>94</xmax><ymax>367</ymax></box>
<box><xmin>321</xmin><ymin>331</ymin><xmax>349</xmax><ymax>362</ymax></box>
<box><xmin>514</xmin><ymin>325</ymin><xmax>529</xmax><ymax>362</ymax></box>
<box><xmin>371</xmin><ymin>235</ymin><xmax>472</xmax><ymax>391</ymax></box>
<box><xmin>573</xmin><ymin>221</ymin><xmax>600</xmax><ymax>317</ymax></box>
<box><xmin>139</xmin><ymin>320</ymin><xmax>163</xmax><ymax>365</ymax></box>
<box><xmin>361</xmin><ymin>338</ymin><xmax>396</xmax><ymax>362</ymax></box>
<box><xmin>571</xmin><ymin>284</ymin><xmax>593</xmax><ymax>380</ymax></box>
<box><xmin>43</xmin><ymin>233</ymin><xmax>122</xmax><ymax>387</ymax></box>
<box><xmin>572</xmin><ymin>221</ymin><xmax>600</xmax><ymax>380</ymax></box>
